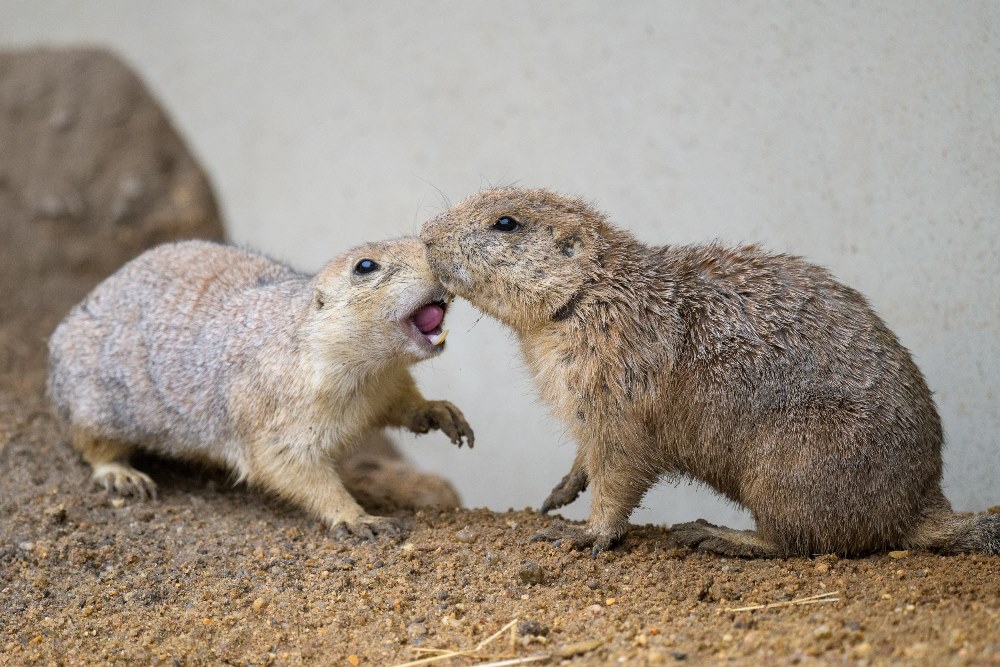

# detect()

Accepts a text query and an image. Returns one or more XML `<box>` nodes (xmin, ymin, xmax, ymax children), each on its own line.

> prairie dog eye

<box><xmin>354</xmin><ymin>259</ymin><xmax>380</xmax><ymax>274</ymax></box>
<box><xmin>492</xmin><ymin>216</ymin><xmax>521</xmax><ymax>232</ymax></box>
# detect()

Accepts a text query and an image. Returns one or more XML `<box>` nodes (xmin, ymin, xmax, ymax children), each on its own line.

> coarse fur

<box><xmin>420</xmin><ymin>187</ymin><xmax>999</xmax><ymax>557</ymax></box>
<box><xmin>48</xmin><ymin>239</ymin><xmax>473</xmax><ymax>538</ymax></box>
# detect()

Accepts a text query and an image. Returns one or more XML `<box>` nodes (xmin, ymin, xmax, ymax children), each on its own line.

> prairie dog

<box><xmin>48</xmin><ymin>239</ymin><xmax>473</xmax><ymax>538</ymax></box>
<box><xmin>420</xmin><ymin>187</ymin><xmax>999</xmax><ymax>557</ymax></box>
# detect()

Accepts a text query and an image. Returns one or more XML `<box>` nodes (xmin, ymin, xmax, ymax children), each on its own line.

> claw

<box><xmin>92</xmin><ymin>462</ymin><xmax>157</xmax><ymax>500</ymax></box>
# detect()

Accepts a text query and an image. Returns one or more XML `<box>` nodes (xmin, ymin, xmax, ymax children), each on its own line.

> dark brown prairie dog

<box><xmin>420</xmin><ymin>187</ymin><xmax>999</xmax><ymax>557</ymax></box>
<box><xmin>48</xmin><ymin>239</ymin><xmax>473</xmax><ymax>538</ymax></box>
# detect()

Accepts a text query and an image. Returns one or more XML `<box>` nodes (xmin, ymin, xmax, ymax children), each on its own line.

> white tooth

<box><xmin>432</xmin><ymin>329</ymin><xmax>449</xmax><ymax>346</ymax></box>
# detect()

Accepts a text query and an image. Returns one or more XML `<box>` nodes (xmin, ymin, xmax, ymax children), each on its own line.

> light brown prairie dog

<box><xmin>420</xmin><ymin>187</ymin><xmax>999</xmax><ymax>557</ymax></box>
<box><xmin>47</xmin><ymin>239</ymin><xmax>473</xmax><ymax>538</ymax></box>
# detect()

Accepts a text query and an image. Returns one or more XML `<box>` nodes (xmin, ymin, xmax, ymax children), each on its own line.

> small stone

<box><xmin>517</xmin><ymin>561</ymin><xmax>546</xmax><ymax>585</ymax></box>
<box><xmin>645</xmin><ymin>650</ymin><xmax>667</xmax><ymax>665</ymax></box>
<box><xmin>813</xmin><ymin>625</ymin><xmax>832</xmax><ymax>640</ymax></box>
<box><xmin>43</xmin><ymin>504</ymin><xmax>67</xmax><ymax>524</ymax></box>
<box><xmin>110</xmin><ymin>498</ymin><xmax>126</xmax><ymax>509</ymax></box>
<box><xmin>517</xmin><ymin>620</ymin><xmax>549</xmax><ymax>637</ymax></box>
<box><xmin>252</xmin><ymin>598</ymin><xmax>266</xmax><ymax>612</ymax></box>
<box><xmin>888</xmin><ymin>550</ymin><xmax>910</xmax><ymax>559</ymax></box>
<box><xmin>347</xmin><ymin>654</ymin><xmax>361</xmax><ymax>666</ymax></box>
<box><xmin>454</xmin><ymin>526</ymin><xmax>477</xmax><ymax>544</ymax></box>
<box><xmin>814</xmin><ymin>562</ymin><xmax>830</xmax><ymax>573</ymax></box>
<box><xmin>670</xmin><ymin>650</ymin><xmax>688</xmax><ymax>661</ymax></box>
<box><xmin>852</xmin><ymin>642</ymin><xmax>873</xmax><ymax>658</ymax></box>
<box><xmin>586</xmin><ymin>579</ymin><xmax>600</xmax><ymax>590</ymax></box>
<box><xmin>331</xmin><ymin>557</ymin><xmax>355</xmax><ymax>570</ymax></box>
<box><xmin>556</xmin><ymin>638</ymin><xmax>604</xmax><ymax>658</ymax></box>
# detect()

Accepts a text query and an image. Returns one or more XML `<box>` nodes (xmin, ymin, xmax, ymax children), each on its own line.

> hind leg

<box><xmin>71</xmin><ymin>428</ymin><xmax>157</xmax><ymax>499</ymax></box>
<box><xmin>670</xmin><ymin>519</ymin><xmax>783</xmax><ymax>558</ymax></box>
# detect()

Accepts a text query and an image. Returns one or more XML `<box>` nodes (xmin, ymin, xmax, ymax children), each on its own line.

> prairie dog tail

<box><xmin>907</xmin><ymin>507</ymin><xmax>1000</xmax><ymax>555</ymax></box>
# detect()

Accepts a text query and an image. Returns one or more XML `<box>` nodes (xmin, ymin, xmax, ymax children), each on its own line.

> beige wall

<box><xmin>6</xmin><ymin>1</ymin><xmax>998</xmax><ymax>528</ymax></box>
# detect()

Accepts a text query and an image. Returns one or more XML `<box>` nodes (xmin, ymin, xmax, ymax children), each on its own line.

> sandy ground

<box><xmin>2</xmin><ymin>312</ymin><xmax>1000</xmax><ymax>667</ymax></box>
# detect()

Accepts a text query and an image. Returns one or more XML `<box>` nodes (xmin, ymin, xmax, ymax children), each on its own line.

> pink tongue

<box><xmin>412</xmin><ymin>304</ymin><xmax>445</xmax><ymax>334</ymax></box>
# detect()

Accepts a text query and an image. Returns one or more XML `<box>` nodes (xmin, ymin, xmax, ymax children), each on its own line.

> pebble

<box><xmin>888</xmin><ymin>550</ymin><xmax>911</xmax><ymax>559</ymax></box>
<box><xmin>852</xmin><ymin>642</ymin><xmax>873</xmax><ymax>658</ymax></box>
<box><xmin>517</xmin><ymin>561</ymin><xmax>546</xmax><ymax>585</ymax></box>
<box><xmin>556</xmin><ymin>638</ymin><xmax>604</xmax><ymax>658</ymax></box>
<box><xmin>517</xmin><ymin>619</ymin><xmax>549</xmax><ymax>637</ymax></box>
<box><xmin>454</xmin><ymin>526</ymin><xmax>477</xmax><ymax>544</ymax></box>
<box><xmin>43</xmin><ymin>504</ymin><xmax>67</xmax><ymax>524</ymax></box>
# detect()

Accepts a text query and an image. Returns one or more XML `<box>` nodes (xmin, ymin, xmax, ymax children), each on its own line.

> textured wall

<box><xmin>5</xmin><ymin>1</ymin><xmax>998</xmax><ymax>528</ymax></box>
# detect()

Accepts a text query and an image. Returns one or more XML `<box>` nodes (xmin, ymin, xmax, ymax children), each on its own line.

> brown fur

<box><xmin>420</xmin><ymin>187</ymin><xmax>999</xmax><ymax>557</ymax></box>
<box><xmin>48</xmin><ymin>239</ymin><xmax>472</xmax><ymax>539</ymax></box>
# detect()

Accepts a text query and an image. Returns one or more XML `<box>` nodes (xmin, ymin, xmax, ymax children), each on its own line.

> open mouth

<box><xmin>406</xmin><ymin>298</ymin><xmax>450</xmax><ymax>349</ymax></box>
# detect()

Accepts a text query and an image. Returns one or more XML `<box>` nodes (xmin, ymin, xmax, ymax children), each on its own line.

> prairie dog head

<box><xmin>306</xmin><ymin>238</ymin><xmax>452</xmax><ymax>367</ymax></box>
<box><xmin>419</xmin><ymin>188</ymin><xmax>610</xmax><ymax>333</ymax></box>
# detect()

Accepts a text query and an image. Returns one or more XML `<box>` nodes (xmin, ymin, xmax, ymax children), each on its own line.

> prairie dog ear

<box><xmin>556</xmin><ymin>234</ymin><xmax>585</xmax><ymax>258</ymax></box>
<box><xmin>312</xmin><ymin>289</ymin><xmax>327</xmax><ymax>310</ymax></box>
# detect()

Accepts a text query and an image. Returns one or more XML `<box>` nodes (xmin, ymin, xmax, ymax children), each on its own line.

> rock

<box><xmin>454</xmin><ymin>526</ymin><xmax>477</xmax><ymax>544</ymax></box>
<box><xmin>43</xmin><ymin>504</ymin><xmax>66</xmax><ymax>524</ymax></box>
<box><xmin>0</xmin><ymin>47</ymin><xmax>224</xmax><ymax>404</ymax></box>
<box><xmin>517</xmin><ymin>619</ymin><xmax>549</xmax><ymax>637</ymax></box>
<box><xmin>517</xmin><ymin>561</ymin><xmax>546</xmax><ymax>585</ymax></box>
<box><xmin>556</xmin><ymin>638</ymin><xmax>604</xmax><ymax>658</ymax></box>
<box><xmin>0</xmin><ymin>47</ymin><xmax>224</xmax><ymax>327</ymax></box>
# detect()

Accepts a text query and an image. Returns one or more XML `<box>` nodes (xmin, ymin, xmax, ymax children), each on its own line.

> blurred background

<box><xmin>4</xmin><ymin>1</ymin><xmax>998</xmax><ymax>529</ymax></box>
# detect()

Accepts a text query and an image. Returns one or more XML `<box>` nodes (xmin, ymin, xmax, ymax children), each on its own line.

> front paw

<box><xmin>410</xmin><ymin>400</ymin><xmax>474</xmax><ymax>448</ymax></box>
<box><xmin>331</xmin><ymin>514</ymin><xmax>407</xmax><ymax>542</ymax></box>
<box><xmin>540</xmin><ymin>467</ymin><xmax>588</xmax><ymax>514</ymax></box>
<box><xmin>529</xmin><ymin>519</ymin><xmax>619</xmax><ymax>558</ymax></box>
